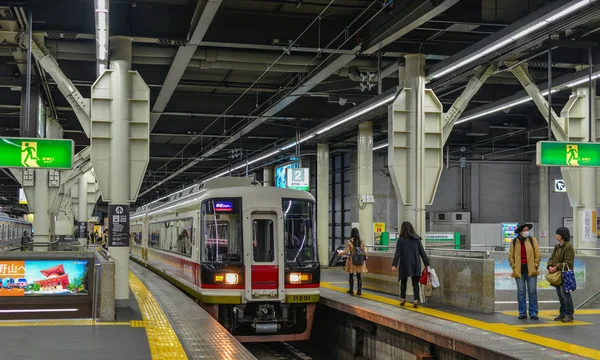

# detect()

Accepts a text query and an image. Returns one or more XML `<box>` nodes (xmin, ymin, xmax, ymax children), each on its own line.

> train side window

<box><xmin>148</xmin><ymin>219</ymin><xmax>192</xmax><ymax>257</ymax></box>
<box><xmin>201</xmin><ymin>199</ymin><xmax>243</xmax><ymax>263</ymax></box>
<box><xmin>131</xmin><ymin>225</ymin><xmax>143</xmax><ymax>246</ymax></box>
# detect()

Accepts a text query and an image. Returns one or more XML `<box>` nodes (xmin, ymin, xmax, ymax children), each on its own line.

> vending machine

<box><xmin>501</xmin><ymin>223</ymin><xmax>518</xmax><ymax>251</ymax></box>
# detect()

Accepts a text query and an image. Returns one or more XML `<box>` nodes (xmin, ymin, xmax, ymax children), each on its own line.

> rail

<box><xmin>576</xmin><ymin>289</ymin><xmax>600</xmax><ymax>310</ymax></box>
<box><xmin>362</xmin><ymin>245</ymin><xmax>490</xmax><ymax>259</ymax></box>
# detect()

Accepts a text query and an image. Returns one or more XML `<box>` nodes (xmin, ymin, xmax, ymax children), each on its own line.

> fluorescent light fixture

<box><xmin>0</xmin><ymin>309</ymin><xmax>78</xmax><ymax>313</ymax></box>
<box><xmin>566</xmin><ymin>73</ymin><xmax>600</xmax><ymax>87</ymax></box>
<box><xmin>98</xmin><ymin>45</ymin><xmax>106</xmax><ymax>60</ymax></box>
<box><xmin>281</xmin><ymin>142</ymin><xmax>296</xmax><ymax>150</ymax></box>
<box><xmin>279</xmin><ymin>134</ymin><xmax>315</xmax><ymax>151</ymax></box>
<box><xmin>97</xmin><ymin>0</ymin><xmax>106</xmax><ymax>11</ymax></box>
<box><xmin>429</xmin><ymin>0</ymin><xmax>596</xmax><ymax>79</ymax></box>
<box><xmin>373</xmin><ymin>143</ymin><xmax>388</xmax><ymax>151</ymax></box>
<box><xmin>248</xmin><ymin>150</ymin><xmax>281</xmax><ymax>165</ymax></box>
<box><xmin>98</xmin><ymin>63</ymin><xmax>106</xmax><ymax>74</ymax></box>
<box><xmin>316</xmin><ymin>94</ymin><xmax>395</xmax><ymax>135</ymax></box>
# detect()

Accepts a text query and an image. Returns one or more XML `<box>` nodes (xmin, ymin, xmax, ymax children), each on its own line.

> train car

<box><xmin>130</xmin><ymin>177</ymin><xmax>320</xmax><ymax>342</ymax></box>
<box><xmin>0</xmin><ymin>213</ymin><xmax>32</xmax><ymax>249</ymax></box>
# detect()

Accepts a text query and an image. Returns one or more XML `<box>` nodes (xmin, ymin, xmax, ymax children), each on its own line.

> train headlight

<box><xmin>289</xmin><ymin>272</ymin><xmax>311</xmax><ymax>284</ymax></box>
<box><xmin>215</xmin><ymin>273</ymin><xmax>239</xmax><ymax>285</ymax></box>
<box><xmin>225</xmin><ymin>273</ymin><xmax>238</xmax><ymax>285</ymax></box>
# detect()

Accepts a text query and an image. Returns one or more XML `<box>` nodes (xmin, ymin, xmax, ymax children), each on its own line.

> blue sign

<box><xmin>214</xmin><ymin>201</ymin><xmax>233</xmax><ymax>212</ymax></box>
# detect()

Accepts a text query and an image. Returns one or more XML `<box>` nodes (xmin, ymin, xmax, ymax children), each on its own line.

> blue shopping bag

<box><xmin>562</xmin><ymin>263</ymin><xmax>577</xmax><ymax>293</ymax></box>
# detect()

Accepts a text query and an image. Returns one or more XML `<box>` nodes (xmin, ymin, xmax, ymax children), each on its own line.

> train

<box><xmin>130</xmin><ymin>177</ymin><xmax>320</xmax><ymax>342</ymax></box>
<box><xmin>0</xmin><ymin>212</ymin><xmax>32</xmax><ymax>249</ymax></box>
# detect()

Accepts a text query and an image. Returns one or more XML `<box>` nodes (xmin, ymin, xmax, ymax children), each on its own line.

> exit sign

<box><xmin>0</xmin><ymin>137</ymin><xmax>74</xmax><ymax>169</ymax></box>
<box><xmin>536</xmin><ymin>141</ymin><xmax>600</xmax><ymax>167</ymax></box>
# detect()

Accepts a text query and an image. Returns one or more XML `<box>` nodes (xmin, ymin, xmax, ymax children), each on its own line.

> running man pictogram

<box><xmin>566</xmin><ymin>144</ymin><xmax>579</xmax><ymax>166</ymax></box>
<box><xmin>21</xmin><ymin>142</ymin><xmax>40</xmax><ymax>167</ymax></box>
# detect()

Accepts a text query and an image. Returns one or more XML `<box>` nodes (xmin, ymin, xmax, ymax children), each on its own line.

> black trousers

<box><xmin>400</xmin><ymin>276</ymin><xmax>421</xmax><ymax>301</ymax></box>
<box><xmin>348</xmin><ymin>273</ymin><xmax>362</xmax><ymax>282</ymax></box>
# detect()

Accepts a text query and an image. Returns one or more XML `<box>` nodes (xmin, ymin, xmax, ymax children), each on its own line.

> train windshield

<box><xmin>283</xmin><ymin>199</ymin><xmax>317</xmax><ymax>264</ymax></box>
<box><xmin>202</xmin><ymin>199</ymin><xmax>243</xmax><ymax>263</ymax></box>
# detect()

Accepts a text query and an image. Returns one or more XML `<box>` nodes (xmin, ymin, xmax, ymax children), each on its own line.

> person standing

<box><xmin>508</xmin><ymin>222</ymin><xmax>541</xmax><ymax>319</ymax></box>
<box><xmin>339</xmin><ymin>228</ymin><xmax>368</xmax><ymax>296</ymax></box>
<box><xmin>547</xmin><ymin>227</ymin><xmax>575</xmax><ymax>322</ymax></box>
<box><xmin>20</xmin><ymin>230</ymin><xmax>31</xmax><ymax>251</ymax></box>
<box><xmin>391</xmin><ymin>221</ymin><xmax>430</xmax><ymax>308</ymax></box>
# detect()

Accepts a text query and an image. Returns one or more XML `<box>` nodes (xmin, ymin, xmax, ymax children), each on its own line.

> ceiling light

<box><xmin>98</xmin><ymin>30</ymin><xmax>106</xmax><ymax>47</ymax></box>
<box><xmin>98</xmin><ymin>45</ymin><xmax>106</xmax><ymax>60</ymax></box>
<box><xmin>98</xmin><ymin>12</ymin><xmax>106</xmax><ymax>29</ymax></box>
<box><xmin>429</xmin><ymin>0</ymin><xmax>596</xmax><ymax>79</ymax></box>
<box><xmin>373</xmin><ymin>143</ymin><xmax>388</xmax><ymax>151</ymax></box>
<box><xmin>97</xmin><ymin>0</ymin><xmax>106</xmax><ymax>11</ymax></box>
<box><xmin>316</xmin><ymin>94</ymin><xmax>395</xmax><ymax>135</ymax></box>
<box><xmin>98</xmin><ymin>63</ymin><xmax>106</xmax><ymax>74</ymax></box>
<box><xmin>248</xmin><ymin>150</ymin><xmax>281</xmax><ymax>165</ymax></box>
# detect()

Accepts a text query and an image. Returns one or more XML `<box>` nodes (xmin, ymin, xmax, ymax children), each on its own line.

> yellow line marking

<box><xmin>129</xmin><ymin>271</ymin><xmax>188</xmax><ymax>359</ymax></box>
<box><xmin>321</xmin><ymin>282</ymin><xmax>600</xmax><ymax>359</ymax></box>
<box><xmin>520</xmin><ymin>321</ymin><xmax>593</xmax><ymax>328</ymax></box>
<box><xmin>502</xmin><ymin>309</ymin><xmax>600</xmax><ymax>316</ymax></box>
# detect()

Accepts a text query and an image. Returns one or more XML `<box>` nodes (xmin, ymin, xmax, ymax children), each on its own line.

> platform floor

<box><xmin>0</xmin><ymin>262</ymin><xmax>255</xmax><ymax>360</ymax></box>
<box><xmin>322</xmin><ymin>268</ymin><xmax>600</xmax><ymax>360</ymax></box>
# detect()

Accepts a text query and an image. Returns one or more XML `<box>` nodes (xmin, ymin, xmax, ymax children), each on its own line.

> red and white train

<box><xmin>130</xmin><ymin>177</ymin><xmax>320</xmax><ymax>342</ymax></box>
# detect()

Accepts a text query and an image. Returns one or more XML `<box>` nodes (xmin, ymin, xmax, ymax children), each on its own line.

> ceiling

<box><xmin>0</xmin><ymin>0</ymin><xmax>599</xmax><ymax>207</ymax></box>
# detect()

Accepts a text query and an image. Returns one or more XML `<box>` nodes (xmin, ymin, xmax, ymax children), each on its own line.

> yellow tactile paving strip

<box><xmin>321</xmin><ymin>281</ymin><xmax>600</xmax><ymax>359</ymax></box>
<box><xmin>129</xmin><ymin>271</ymin><xmax>188</xmax><ymax>360</ymax></box>
<box><xmin>0</xmin><ymin>319</ymin><xmax>132</xmax><ymax>326</ymax></box>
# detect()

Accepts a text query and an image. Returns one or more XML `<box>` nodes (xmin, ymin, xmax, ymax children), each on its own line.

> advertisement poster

<box><xmin>494</xmin><ymin>257</ymin><xmax>585</xmax><ymax>291</ymax></box>
<box><xmin>0</xmin><ymin>260</ymin><xmax>89</xmax><ymax>297</ymax></box>
<box><xmin>582</xmin><ymin>209</ymin><xmax>598</xmax><ymax>243</ymax></box>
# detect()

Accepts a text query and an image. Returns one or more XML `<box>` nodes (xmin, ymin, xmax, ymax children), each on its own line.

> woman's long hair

<box><xmin>351</xmin><ymin>227</ymin><xmax>362</xmax><ymax>248</ymax></box>
<box><xmin>400</xmin><ymin>221</ymin><xmax>418</xmax><ymax>239</ymax></box>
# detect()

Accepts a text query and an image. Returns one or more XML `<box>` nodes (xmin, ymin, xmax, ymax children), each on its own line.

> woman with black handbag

<box><xmin>339</xmin><ymin>228</ymin><xmax>368</xmax><ymax>296</ymax></box>
<box><xmin>547</xmin><ymin>227</ymin><xmax>575</xmax><ymax>323</ymax></box>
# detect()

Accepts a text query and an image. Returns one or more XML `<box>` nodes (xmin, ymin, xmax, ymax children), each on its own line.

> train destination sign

<box><xmin>536</xmin><ymin>141</ymin><xmax>600</xmax><ymax>167</ymax></box>
<box><xmin>0</xmin><ymin>137</ymin><xmax>74</xmax><ymax>169</ymax></box>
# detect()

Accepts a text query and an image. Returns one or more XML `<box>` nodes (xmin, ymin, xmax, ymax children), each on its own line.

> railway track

<box><xmin>246</xmin><ymin>342</ymin><xmax>313</xmax><ymax>360</ymax></box>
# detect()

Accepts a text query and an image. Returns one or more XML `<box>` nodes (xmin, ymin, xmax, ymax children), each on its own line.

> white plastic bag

<box><xmin>428</xmin><ymin>267</ymin><xmax>440</xmax><ymax>289</ymax></box>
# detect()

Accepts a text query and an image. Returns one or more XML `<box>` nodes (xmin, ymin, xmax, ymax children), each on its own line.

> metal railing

<box><xmin>363</xmin><ymin>245</ymin><xmax>490</xmax><ymax>259</ymax></box>
<box><xmin>470</xmin><ymin>244</ymin><xmax>600</xmax><ymax>255</ymax></box>
<box><xmin>92</xmin><ymin>262</ymin><xmax>102</xmax><ymax>320</ymax></box>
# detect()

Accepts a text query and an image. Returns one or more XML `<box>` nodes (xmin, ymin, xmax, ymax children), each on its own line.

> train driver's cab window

<box><xmin>283</xmin><ymin>199</ymin><xmax>318</xmax><ymax>264</ymax></box>
<box><xmin>202</xmin><ymin>199</ymin><xmax>243</xmax><ymax>263</ymax></box>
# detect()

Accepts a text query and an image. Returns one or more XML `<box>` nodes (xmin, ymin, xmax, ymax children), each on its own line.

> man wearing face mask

<box><xmin>508</xmin><ymin>222</ymin><xmax>541</xmax><ymax>320</ymax></box>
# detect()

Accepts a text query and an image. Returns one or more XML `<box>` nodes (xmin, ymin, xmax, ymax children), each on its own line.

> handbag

<box><xmin>545</xmin><ymin>270</ymin><xmax>562</xmax><ymax>286</ymax></box>
<box><xmin>418</xmin><ymin>266</ymin><xmax>429</xmax><ymax>285</ymax></box>
<box><xmin>561</xmin><ymin>263</ymin><xmax>577</xmax><ymax>293</ymax></box>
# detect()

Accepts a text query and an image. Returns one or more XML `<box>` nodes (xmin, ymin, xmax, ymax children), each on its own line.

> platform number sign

<box><xmin>554</xmin><ymin>179</ymin><xmax>567</xmax><ymax>193</ymax></box>
<box><xmin>286</xmin><ymin>168</ymin><xmax>310</xmax><ymax>191</ymax></box>
<box><xmin>108</xmin><ymin>204</ymin><xmax>130</xmax><ymax>247</ymax></box>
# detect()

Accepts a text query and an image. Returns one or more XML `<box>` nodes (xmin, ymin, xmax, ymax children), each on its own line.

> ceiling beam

<box><xmin>150</xmin><ymin>0</ymin><xmax>223</xmax><ymax>130</ymax></box>
<box><xmin>136</xmin><ymin>0</ymin><xmax>459</xmax><ymax>197</ymax></box>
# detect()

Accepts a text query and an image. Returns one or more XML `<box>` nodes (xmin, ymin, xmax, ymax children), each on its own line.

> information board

<box><xmin>108</xmin><ymin>204</ymin><xmax>130</xmax><ymax>247</ymax></box>
<box><xmin>275</xmin><ymin>161</ymin><xmax>299</xmax><ymax>188</ymax></box>
<box><xmin>0</xmin><ymin>137</ymin><xmax>74</xmax><ymax>169</ymax></box>
<box><xmin>286</xmin><ymin>168</ymin><xmax>309</xmax><ymax>191</ymax></box>
<box><xmin>537</xmin><ymin>141</ymin><xmax>600</xmax><ymax>167</ymax></box>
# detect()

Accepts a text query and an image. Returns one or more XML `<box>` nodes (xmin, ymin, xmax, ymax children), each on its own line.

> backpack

<box><xmin>352</xmin><ymin>242</ymin><xmax>366</xmax><ymax>266</ymax></box>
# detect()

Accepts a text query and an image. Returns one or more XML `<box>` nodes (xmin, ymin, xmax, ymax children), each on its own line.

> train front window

<box><xmin>253</xmin><ymin>219</ymin><xmax>275</xmax><ymax>262</ymax></box>
<box><xmin>202</xmin><ymin>199</ymin><xmax>243</xmax><ymax>263</ymax></box>
<box><xmin>283</xmin><ymin>199</ymin><xmax>317</xmax><ymax>264</ymax></box>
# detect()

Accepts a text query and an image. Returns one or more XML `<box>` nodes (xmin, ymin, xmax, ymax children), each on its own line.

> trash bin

<box><xmin>380</xmin><ymin>232</ymin><xmax>390</xmax><ymax>252</ymax></box>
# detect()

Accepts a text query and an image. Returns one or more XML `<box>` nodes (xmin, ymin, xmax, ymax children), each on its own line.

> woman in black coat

<box><xmin>391</xmin><ymin>221</ymin><xmax>430</xmax><ymax>308</ymax></box>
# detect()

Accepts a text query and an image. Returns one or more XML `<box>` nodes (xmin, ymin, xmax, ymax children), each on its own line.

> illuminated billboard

<box><xmin>275</xmin><ymin>161</ymin><xmax>299</xmax><ymax>188</ymax></box>
<box><xmin>0</xmin><ymin>260</ymin><xmax>89</xmax><ymax>297</ymax></box>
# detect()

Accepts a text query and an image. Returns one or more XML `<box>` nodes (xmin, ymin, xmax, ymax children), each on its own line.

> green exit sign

<box><xmin>0</xmin><ymin>137</ymin><xmax>74</xmax><ymax>169</ymax></box>
<box><xmin>537</xmin><ymin>141</ymin><xmax>600</xmax><ymax>167</ymax></box>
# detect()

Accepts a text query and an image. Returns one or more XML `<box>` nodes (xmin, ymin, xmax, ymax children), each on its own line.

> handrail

<box><xmin>576</xmin><ymin>289</ymin><xmax>600</xmax><ymax>310</ymax></box>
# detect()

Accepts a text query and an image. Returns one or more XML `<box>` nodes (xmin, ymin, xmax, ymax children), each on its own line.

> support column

<box><xmin>538</xmin><ymin>167</ymin><xmax>549</xmax><ymax>246</ymax></box>
<box><xmin>358</xmin><ymin>122</ymin><xmax>373</xmax><ymax>245</ymax></box>
<box><xmin>31</xmin><ymin>170</ymin><xmax>50</xmax><ymax>249</ymax></box>
<box><xmin>109</xmin><ymin>37</ymin><xmax>132</xmax><ymax>307</ymax></box>
<box><xmin>317</xmin><ymin>144</ymin><xmax>330</xmax><ymax>266</ymax></box>
<box><xmin>263</xmin><ymin>166</ymin><xmax>274</xmax><ymax>187</ymax></box>
<box><xmin>77</xmin><ymin>173</ymin><xmax>88</xmax><ymax>246</ymax></box>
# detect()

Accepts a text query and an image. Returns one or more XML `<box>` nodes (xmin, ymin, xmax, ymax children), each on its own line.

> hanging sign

<box><xmin>286</xmin><ymin>168</ymin><xmax>310</xmax><ymax>191</ymax></box>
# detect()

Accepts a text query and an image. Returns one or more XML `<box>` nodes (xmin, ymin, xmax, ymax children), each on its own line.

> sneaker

<box><xmin>530</xmin><ymin>315</ymin><xmax>539</xmax><ymax>320</ymax></box>
<box><xmin>562</xmin><ymin>316</ymin><xmax>574</xmax><ymax>323</ymax></box>
<box><xmin>554</xmin><ymin>315</ymin><xmax>565</xmax><ymax>321</ymax></box>
<box><xmin>518</xmin><ymin>315</ymin><xmax>527</xmax><ymax>320</ymax></box>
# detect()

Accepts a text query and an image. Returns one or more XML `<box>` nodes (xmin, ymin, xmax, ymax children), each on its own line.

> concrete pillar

<box><xmin>109</xmin><ymin>36</ymin><xmax>132</xmax><ymax>307</ymax></box>
<box><xmin>31</xmin><ymin>170</ymin><xmax>50</xmax><ymax>249</ymax></box>
<box><xmin>263</xmin><ymin>166</ymin><xmax>274</xmax><ymax>187</ymax></box>
<box><xmin>77</xmin><ymin>174</ymin><xmax>88</xmax><ymax>246</ymax></box>
<box><xmin>538</xmin><ymin>166</ymin><xmax>549</xmax><ymax>246</ymax></box>
<box><xmin>575</xmin><ymin>167</ymin><xmax>597</xmax><ymax>250</ymax></box>
<box><xmin>358</xmin><ymin>122</ymin><xmax>373</xmax><ymax>245</ymax></box>
<box><xmin>317</xmin><ymin>144</ymin><xmax>330</xmax><ymax>266</ymax></box>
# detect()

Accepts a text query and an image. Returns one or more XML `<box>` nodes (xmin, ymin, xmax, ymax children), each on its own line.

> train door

<box><xmin>245</xmin><ymin>211</ymin><xmax>284</xmax><ymax>302</ymax></box>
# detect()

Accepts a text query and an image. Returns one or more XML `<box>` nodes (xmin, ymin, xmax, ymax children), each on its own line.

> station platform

<box><xmin>321</xmin><ymin>268</ymin><xmax>600</xmax><ymax>359</ymax></box>
<box><xmin>0</xmin><ymin>262</ymin><xmax>255</xmax><ymax>360</ymax></box>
